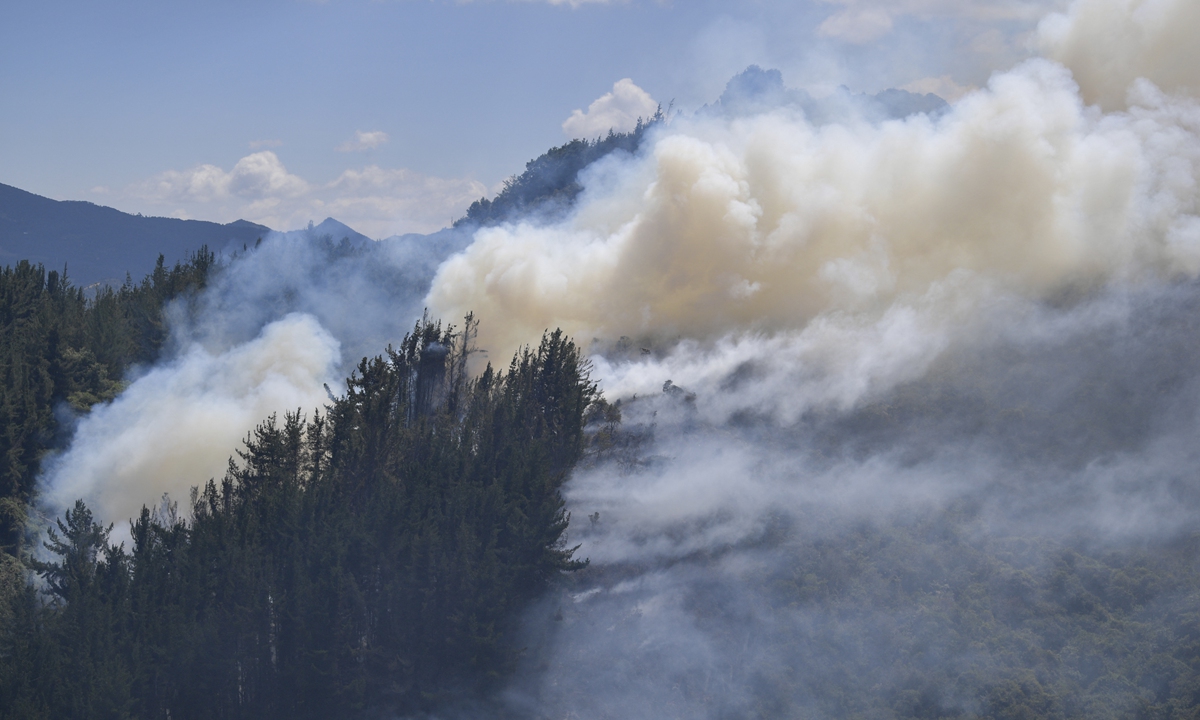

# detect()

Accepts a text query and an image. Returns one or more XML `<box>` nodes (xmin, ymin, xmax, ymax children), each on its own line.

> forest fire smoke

<box><xmin>430</xmin><ymin>61</ymin><xmax>1200</xmax><ymax>417</ymax></box>
<box><xmin>422</xmin><ymin>1</ymin><xmax>1200</xmax><ymax>715</ymax></box>
<box><xmin>41</xmin><ymin>314</ymin><xmax>340</xmax><ymax>528</ymax></box>
<box><xmin>27</xmin><ymin>0</ymin><xmax>1200</xmax><ymax>715</ymax></box>
<box><xmin>37</xmin><ymin>227</ymin><xmax>467</xmax><ymax>533</ymax></box>
<box><xmin>1039</xmin><ymin>0</ymin><xmax>1200</xmax><ymax>111</ymax></box>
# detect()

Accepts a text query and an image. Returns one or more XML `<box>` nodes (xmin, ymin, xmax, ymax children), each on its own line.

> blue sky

<box><xmin>1</xmin><ymin>0</ymin><xmax>1058</xmax><ymax>236</ymax></box>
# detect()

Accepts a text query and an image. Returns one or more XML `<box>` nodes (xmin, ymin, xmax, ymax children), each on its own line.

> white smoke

<box><xmin>37</xmin><ymin>224</ymin><xmax>473</xmax><ymax>535</ymax></box>
<box><xmin>1038</xmin><ymin>0</ymin><xmax>1200</xmax><ymax>110</ymax></box>
<box><xmin>430</xmin><ymin>58</ymin><xmax>1200</xmax><ymax>418</ymax></box>
<box><xmin>419</xmin><ymin>0</ymin><xmax>1200</xmax><ymax>714</ymax></box>
<box><xmin>41</xmin><ymin>314</ymin><xmax>340</xmax><ymax>528</ymax></box>
<box><xmin>30</xmin><ymin>0</ymin><xmax>1200</xmax><ymax>713</ymax></box>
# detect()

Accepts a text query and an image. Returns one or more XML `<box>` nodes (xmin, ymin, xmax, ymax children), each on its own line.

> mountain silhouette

<box><xmin>0</xmin><ymin>182</ymin><xmax>271</xmax><ymax>287</ymax></box>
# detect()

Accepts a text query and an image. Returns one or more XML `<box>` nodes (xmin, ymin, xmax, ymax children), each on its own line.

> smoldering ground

<box><xmin>34</xmin><ymin>0</ymin><xmax>1200</xmax><ymax>715</ymax></box>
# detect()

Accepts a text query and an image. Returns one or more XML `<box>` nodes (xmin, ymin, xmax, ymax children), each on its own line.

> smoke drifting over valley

<box><xmin>34</xmin><ymin>0</ymin><xmax>1200</xmax><ymax>715</ymax></box>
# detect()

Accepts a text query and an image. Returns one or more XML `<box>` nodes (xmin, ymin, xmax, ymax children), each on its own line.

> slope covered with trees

<box><xmin>7</xmin><ymin>124</ymin><xmax>1200</xmax><ymax>719</ymax></box>
<box><xmin>0</xmin><ymin>316</ymin><xmax>597</xmax><ymax>719</ymax></box>
<box><xmin>0</xmin><ymin>252</ymin><xmax>214</xmax><ymax>554</ymax></box>
<box><xmin>457</xmin><ymin>109</ymin><xmax>663</xmax><ymax>227</ymax></box>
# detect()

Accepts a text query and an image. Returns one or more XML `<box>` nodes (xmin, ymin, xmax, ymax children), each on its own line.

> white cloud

<box><xmin>901</xmin><ymin>75</ymin><xmax>977</xmax><ymax>101</ymax></box>
<box><xmin>336</xmin><ymin>130</ymin><xmax>390</xmax><ymax>152</ymax></box>
<box><xmin>136</xmin><ymin>151</ymin><xmax>310</xmax><ymax>205</ymax></box>
<box><xmin>818</xmin><ymin>6</ymin><xmax>894</xmax><ymax>43</ymax></box>
<box><xmin>562</xmin><ymin>79</ymin><xmax>660</xmax><ymax>140</ymax></box>
<box><xmin>320</xmin><ymin>165</ymin><xmax>489</xmax><ymax>236</ymax></box>
<box><xmin>126</xmin><ymin>152</ymin><xmax>486</xmax><ymax>237</ymax></box>
<box><xmin>816</xmin><ymin>0</ymin><xmax>1054</xmax><ymax>43</ymax></box>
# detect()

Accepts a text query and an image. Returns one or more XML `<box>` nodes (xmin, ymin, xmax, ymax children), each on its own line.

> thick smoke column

<box><xmin>29</xmin><ymin>0</ymin><xmax>1200</xmax><ymax>714</ymax></box>
<box><xmin>1039</xmin><ymin>0</ymin><xmax>1200</xmax><ymax>110</ymax></box>
<box><xmin>421</xmin><ymin>0</ymin><xmax>1200</xmax><ymax>716</ymax></box>
<box><xmin>430</xmin><ymin>60</ymin><xmax>1200</xmax><ymax>398</ymax></box>
<box><xmin>41</xmin><ymin>314</ymin><xmax>339</xmax><ymax>526</ymax></box>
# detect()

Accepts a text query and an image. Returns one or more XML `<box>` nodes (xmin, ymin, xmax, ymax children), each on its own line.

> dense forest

<box><xmin>0</xmin><ymin>307</ymin><xmax>596</xmax><ymax>718</ymax></box>
<box><xmin>0</xmin><ymin>252</ymin><xmax>214</xmax><ymax>555</ymax></box>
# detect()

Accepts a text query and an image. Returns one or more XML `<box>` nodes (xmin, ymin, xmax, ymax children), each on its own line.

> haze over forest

<box><xmin>4</xmin><ymin>0</ymin><xmax>1200</xmax><ymax>718</ymax></box>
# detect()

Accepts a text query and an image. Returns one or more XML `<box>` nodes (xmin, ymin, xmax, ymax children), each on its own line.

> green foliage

<box><xmin>30</xmin><ymin>500</ymin><xmax>114</xmax><ymax>604</ymax></box>
<box><xmin>0</xmin><ymin>250</ymin><xmax>213</xmax><ymax>553</ymax></box>
<box><xmin>0</xmin><ymin>315</ymin><xmax>595</xmax><ymax>719</ymax></box>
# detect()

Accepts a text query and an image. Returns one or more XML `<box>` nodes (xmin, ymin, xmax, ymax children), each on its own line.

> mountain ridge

<box><xmin>0</xmin><ymin>183</ymin><xmax>272</xmax><ymax>287</ymax></box>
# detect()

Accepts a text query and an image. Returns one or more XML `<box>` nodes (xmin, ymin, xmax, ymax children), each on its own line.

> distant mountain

<box><xmin>711</xmin><ymin>65</ymin><xmax>949</xmax><ymax>123</ymax></box>
<box><xmin>273</xmin><ymin>217</ymin><xmax>374</xmax><ymax>248</ymax></box>
<box><xmin>0</xmin><ymin>182</ymin><xmax>271</xmax><ymax>287</ymax></box>
<box><xmin>379</xmin><ymin>227</ymin><xmax>475</xmax><ymax>281</ymax></box>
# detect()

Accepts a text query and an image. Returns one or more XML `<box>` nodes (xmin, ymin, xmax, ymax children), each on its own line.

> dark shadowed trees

<box><xmin>0</xmin><ymin>315</ymin><xmax>596</xmax><ymax>719</ymax></box>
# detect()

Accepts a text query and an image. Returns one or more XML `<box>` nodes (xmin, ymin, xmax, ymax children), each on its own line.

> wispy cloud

<box><xmin>816</xmin><ymin>0</ymin><xmax>1052</xmax><ymax>44</ymax></box>
<box><xmin>901</xmin><ymin>75</ymin><xmax>976</xmax><ymax>101</ymax></box>
<box><xmin>248</xmin><ymin>139</ymin><xmax>283</xmax><ymax>150</ymax></box>
<box><xmin>336</xmin><ymin>130</ymin><xmax>390</xmax><ymax>152</ymax></box>
<box><xmin>125</xmin><ymin>151</ymin><xmax>486</xmax><ymax>237</ymax></box>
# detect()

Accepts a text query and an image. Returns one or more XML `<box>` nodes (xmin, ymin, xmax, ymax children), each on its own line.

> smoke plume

<box><xmin>41</xmin><ymin>314</ymin><xmax>340</xmax><ymax>526</ymax></box>
<box><xmin>420</xmin><ymin>0</ymin><xmax>1200</xmax><ymax>715</ymax></box>
<box><xmin>33</xmin><ymin>0</ymin><xmax>1200</xmax><ymax>714</ymax></box>
<box><xmin>429</xmin><ymin>57</ymin><xmax>1200</xmax><ymax>388</ymax></box>
<box><xmin>39</xmin><ymin>226</ymin><xmax>472</xmax><ymax>533</ymax></box>
<box><xmin>1038</xmin><ymin>0</ymin><xmax>1200</xmax><ymax>110</ymax></box>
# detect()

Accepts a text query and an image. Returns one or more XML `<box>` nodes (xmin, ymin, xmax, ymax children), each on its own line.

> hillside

<box><xmin>0</xmin><ymin>183</ymin><xmax>270</xmax><ymax>287</ymax></box>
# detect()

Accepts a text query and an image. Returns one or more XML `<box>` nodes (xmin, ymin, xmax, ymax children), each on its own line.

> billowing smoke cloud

<box><xmin>41</xmin><ymin>314</ymin><xmax>340</xmax><ymax>526</ymax></box>
<box><xmin>420</xmin><ymin>0</ymin><xmax>1200</xmax><ymax>715</ymax></box>
<box><xmin>431</xmin><ymin>58</ymin><xmax>1200</xmax><ymax>400</ymax></box>
<box><xmin>33</xmin><ymin>0</ymin><xmax>1200</xmax><ymax>713</ymax></box>
<box><xmin>1039</xmin><ymin>0</ymin><xmax>1200</xmax><ymax>110</ymax></box>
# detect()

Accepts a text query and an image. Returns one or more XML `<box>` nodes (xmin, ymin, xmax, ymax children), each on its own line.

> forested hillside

<box><xmin>0</xmin><ymin>252</ymin><xmax>213</xmax><ymax>553</ymax></box>
<box><xmin>456</xmin><ymin>109</ymin><xmax>663</xmax><ymax>227</ymax></box>
<box><xmin>6</xmin><ymin>98</ymin><xmax>1200</xmax><ymax>718</ymax></box>
<box><xmin>0</xmin><ymin>314</ymin><xmax>595</xmax><ymax>719</ymax></box>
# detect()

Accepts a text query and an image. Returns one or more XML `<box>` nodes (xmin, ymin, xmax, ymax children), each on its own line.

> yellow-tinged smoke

<box><xmin>428</xmin><ymin>55</ymin><xmax>1200</xmax><ymax>370</ymax></box>
<box><xmin>1039</xmin><ymin>0</ymin><xmax>1200</xmax><ymax>111</ymax></box>
<box><xmin>42</xmin><ymin>314</ymin><xmax>340</xmax><ymax>528</ymax></box>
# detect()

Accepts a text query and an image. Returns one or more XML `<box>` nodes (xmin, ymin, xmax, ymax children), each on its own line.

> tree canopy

<box><xmin>0</xmin><ymin>314</ymin><xmax>597</xmax><ymax>719</ymax></box>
